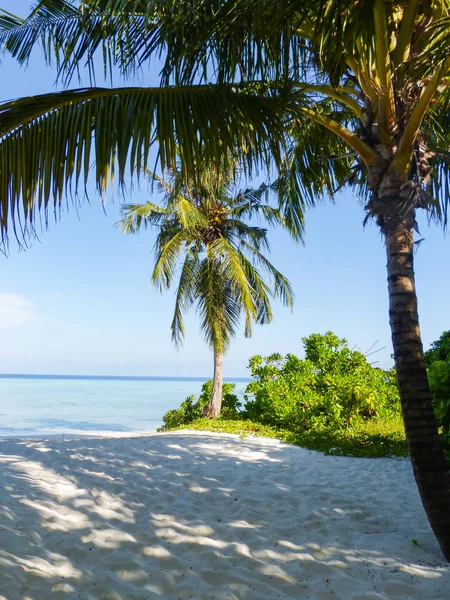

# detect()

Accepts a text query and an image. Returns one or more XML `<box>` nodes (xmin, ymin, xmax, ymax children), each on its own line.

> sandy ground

<box><xmin>0</xmin><ymin>431</ymin><xmax>449</xmax><ymax>600</ymax></box>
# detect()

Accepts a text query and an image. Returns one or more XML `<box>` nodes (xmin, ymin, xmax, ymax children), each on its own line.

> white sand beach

<box><xmin>0</xmin><ymin>431</ymin><xmax>449</xmax><ymax>600</ymax></box>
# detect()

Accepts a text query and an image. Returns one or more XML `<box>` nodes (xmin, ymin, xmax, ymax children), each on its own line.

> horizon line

<box><xmin>0</xmin><ymin>373</ymin><xmax>251</xmax><ymax>381</ymax></box>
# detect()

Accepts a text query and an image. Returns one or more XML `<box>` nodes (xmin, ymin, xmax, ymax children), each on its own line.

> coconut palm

<box><xmin>2</xmin><ymin>0</ymin><xmax>450</xmax><ymax>558</ymax></box>
<box><xmin>0</xmin><ymin>2</ymin><xmax>294</xmax><ymax>248</ymax></box>
<box><xmin>118</xmin><ymin>164</ymin><xmax>293</xmax><ymax>417</ymax></box>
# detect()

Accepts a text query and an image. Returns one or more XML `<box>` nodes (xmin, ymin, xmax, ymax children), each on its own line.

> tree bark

<box><xmin>384</xmin><ymin>205</ymin><xmax>450</xmax><ymax>560</ymax></box>
<box><xmin>203</xmin><ymin>349</ymin><xmax>223</xmax><ymax>418</ymax></box>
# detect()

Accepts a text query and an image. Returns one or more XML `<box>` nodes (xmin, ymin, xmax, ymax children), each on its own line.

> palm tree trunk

<box><xmin>203</xmin><ymin>349</ymin><xmax>223</xmax><ymax>418</ymax></box>
<box><xmin>384</xmin><ymin>205</ymin><xmax>450</xmax><ymax>560</ymax></box>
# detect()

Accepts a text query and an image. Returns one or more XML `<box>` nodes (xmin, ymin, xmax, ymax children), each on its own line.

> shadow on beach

<box><xmin>0</xmin><ymin>432</ymin><xmax>448</xmax><ymax>599</ymax></box>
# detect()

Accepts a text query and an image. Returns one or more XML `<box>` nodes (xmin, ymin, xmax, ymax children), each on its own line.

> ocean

<box><xmin>0</xmin><ymin>375</ymin><xmax>250</xmax><ymax>437</ymax></box>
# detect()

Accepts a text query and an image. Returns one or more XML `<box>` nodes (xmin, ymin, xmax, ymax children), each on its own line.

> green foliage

<box><xmin>424</xmin><ymin>331</ymin><xmax>450</xmax><ymax>367</ymax></box>
<box><xmin>160</xmin><ymin>381</ymin><xmax>241</xmax><ymax>430</ymax></box>
<box><xmin>161</xmin><ymin>332</ymin><xmax>406</xmax><ymax>458</ymax></box>
<box><xmin>425</xmin><ymin>331</ymin><xmax>450</xmax><ymax>451</ymax></box>
<box><xmin>6</xmin><ymin>2</ymin><xmax>450</xmax><ymax>251</ymax></box>
<box><xmin>428</xmin><ymin>361</ymin><xmax>450</xmax><ymax>445</ymax></box>
<box><xmin>118</xmin><ymin>161</ymin><xmax>293</xmax><ymax>355</ymax></box>
<box><xmin>168</xmin><ymin>417</ymin><xmax>408</xmax><ymax>459</ymax></box>
<box><xmin>244</xmin><ymin>332</ymin><xmax>401</xmax><ymax>432</ymax></box>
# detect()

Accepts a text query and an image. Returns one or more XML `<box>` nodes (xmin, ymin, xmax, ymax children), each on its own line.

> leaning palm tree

<box><xmin>118</xmin><ymin>163</ymin><xmax>293</xmax><ymax>417</ymax></box>
<box><xmin>2</xmin><ymin>0</ymin><xmax>450</xmax><ymax>558</ymax></box>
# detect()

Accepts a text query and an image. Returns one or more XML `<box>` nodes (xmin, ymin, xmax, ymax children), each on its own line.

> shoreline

<box><xmin>1</xmin><ymin>431</ymin><xmax>448</xmax><ymax>599</ymax></box>
<box><xmin>0</xmin><ymin>429</ymin><xmax>159</xmax><ymax>441</ymax></box>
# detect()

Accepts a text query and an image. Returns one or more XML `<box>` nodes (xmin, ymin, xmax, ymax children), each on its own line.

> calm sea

<box><xmin>0</xmin><ymin>375</ymin><xmax>250</xmax><ymax>437</ymax></box>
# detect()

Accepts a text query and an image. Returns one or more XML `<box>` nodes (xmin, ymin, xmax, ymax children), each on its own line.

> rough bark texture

<box><xmin>203</xmin><ymin>350</ymin><xmax>223</xmax><ymax>418</ymax></box>
<box><xmin>384</xmin><ymin>203</ymin><xmax>450</xmax><ymax>561</ymax></box>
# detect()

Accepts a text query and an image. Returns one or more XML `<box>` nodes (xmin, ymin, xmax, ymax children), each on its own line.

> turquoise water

<box><xmin>0</xmin><ymin>375</ymin><xmax>249</xmax><ymax>437</ymax></box>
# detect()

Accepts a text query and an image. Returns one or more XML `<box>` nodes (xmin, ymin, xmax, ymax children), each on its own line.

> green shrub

<box><xmin>159</xmin><ymin>332</ymin><xmax>408</xmax><ymax>458</ymax></box>
<box><xmin>424</xmin><ymin>331</ymin><xmax>450</xmax><ymax>367</ymax></box>
<box><xmin>424</xmin><ymin>331</ymin><xmax>450</xmax><ymax>453</ymax></box>
<box><xmin>243</xmin><ymin>332</ymin><xmax>401</xmax><ymax>433</ymax></box>
<box><xmin>428</xmin><ymin>360</ymin><xmax>450</xmax><ymax>444</ymax></box>
<box><xmin>160</xmin><ymin>380</ymin><xmax>241</xmax><ymax>430</ymax></box>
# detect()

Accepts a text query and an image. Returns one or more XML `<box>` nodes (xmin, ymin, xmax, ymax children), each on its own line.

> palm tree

<box><xmin>0</xmin><ymin>1</ymin><xmax>292</xmax><ymax>249</ymax></box>
<box><xmin>118</xmin><ymin>164</ymin><xmax>293</xmax><ymax>417</ymax></box>
<box><xmin>2</xmin><ymin>0</ymin><xmax>450</xmax><ymax>558</ymax></box>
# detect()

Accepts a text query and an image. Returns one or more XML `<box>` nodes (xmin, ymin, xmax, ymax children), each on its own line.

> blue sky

<box><xmin>0</xmin><ymin>2</ymin><xmax>448</xmax><ymax>377</ymax></box>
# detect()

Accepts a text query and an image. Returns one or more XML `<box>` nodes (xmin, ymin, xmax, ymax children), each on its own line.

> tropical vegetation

<box><xmin>1</xmin><ymin>0</ymin><xmax>450</xmax><ymax>557</ymax></box>
<box><xmin>162</xmin><ymin>330</ymin><xmax>450</xmax><ymax>460</ymax></box>
<box><xmin>118</xmin><ymin>161</ymin><xmax>293</xmax><ymax>416</ymax></box>
<box><xmin>160</xmin><ymin>332</ymin><xmax>407</xmax><ymax>458</ymax></box>
<box><xmin>244</xmin><ymin>332</ymin><xmax>401</xmax><ymax>432</ymax></box>
<box><xmin>162</xmin><ymin>380</ymin><xmax>242</xmax><ymax>428</ymax></box>
<box><xmin>426</xmin><ymin>331</ymin><xmax>450</xmax><ymax>458</ymax></box>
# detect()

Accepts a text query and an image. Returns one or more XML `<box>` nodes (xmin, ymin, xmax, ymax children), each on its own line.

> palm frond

<box><xmin>272</xmin><ymin>113</ymin><xmax>359</xmax><ymax>242</ymax></box>
<box><xmin>175</xmin><ymin>196</ymin><xmax>208</xmax><ymax>230</ymax></box>
<box><xmin>151</xmin><ymin>229</ymin><xmax>190</xmax><ymax>290</ymax></box>
<box><xmin>210</xmin><ymin>236</ymin><xmax>256</xmax><ymax>327</ymax></box>
<box><xmin>224</xmin><ymin>220</ymin><xmax>270</xmax><ymax>252</ymax></box>
<box><xmin>171</xmin><ymin>250</ymin><xmax>199</xmax><ymax>347</ymax></box>
<box><xmin>196</xmin><ymin>256</ymin><xmax>241</xmax><ymax>352</ymax></box>
<box><xmin>237</xmin><ymin>236</ymin><xmax>294</xmax><ymax>309</ymax></box>
<box><xmin>0</xmin><ymin>0</ymin><xmax>153</xmax><ymax>84</ymax></box>
<box><xmin>0</xmin><ymin>83</ymin><xmax>289</xmax><ymax>248</ymax></box>
<box><xmin>230</xmin><ymin>182</ymin><xmax>285</xmax><ymax>227</ymax></box>
<box><xmin>117</xmin><ymin>201</ymin><xmax>171</xmax><ymax>233</ymax></box>
<box><xmin>7</xmin><ymin>0</ymin><xmax>305</xmax><ymax>86</ymax></box>
<box><xmin>215</xmin><ymin>235</ymin><xmax>273</xmax><ymax>336</ymax></box>
<box><xmin>143</xmin><ymin>170</ymin><xmax>176</xmax><ymax>196</ymax></box>
<box><xmin>0</xmin><ymin>9</ymin><xmax>23</xmax><ymax>33</ymax></box>
<box><xmin>420</xmin><ymin>96</ymin><xmax>450</xmax><ymax>229</ymax></box>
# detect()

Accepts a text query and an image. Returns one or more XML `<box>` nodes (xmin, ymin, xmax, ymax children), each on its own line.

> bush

<box><xmin>160</xmin><ymin>380</ymin><xmax>241</xmax><ymax>430</ymax></box>
<box><xmin>243</xmin><ymin>332</ymin><xmax>401</xmax><ymax>433</ymax></box>
<box><xmin>159</xmin><ymin>332</ymin><xmax>407</xmax><ymax>458</ymax></box>
<box><xmin>424</xmin><ymin>331</ymin><xmax>450</xmax><ymax>367</ymax></box>
<box><xmin>425</xmin><ymin>331</ymin><xmax>450</xmax><ymax>451</ymax></box>
<box><xmin>428</xmin><ymin>361</ymin><xmax>450</xmax><ymax>443</ymax></box>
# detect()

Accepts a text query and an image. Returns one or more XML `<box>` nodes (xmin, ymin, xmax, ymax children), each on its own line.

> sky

<box><xmin>0</xmin><ymin>2</ymin><xmax>448</xmax><ymax>378</ymax></box>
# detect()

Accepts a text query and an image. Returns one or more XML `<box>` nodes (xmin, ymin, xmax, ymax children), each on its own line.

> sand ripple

<box><xmin>0</xmin><ymin>432</ymin><xmax>448</xmax><ymax>599</ymax></box>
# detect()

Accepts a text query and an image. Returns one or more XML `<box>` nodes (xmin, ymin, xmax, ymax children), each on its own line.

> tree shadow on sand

<box><xmin>0</xmin><ymin>433</ymin><xmax>449</xmax><ymax>599</ymax></box>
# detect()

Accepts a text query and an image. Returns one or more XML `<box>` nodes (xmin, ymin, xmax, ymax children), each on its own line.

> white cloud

<box><xmin>0</xmin><ymin>293</ymin><xmax>35</xmax><ymax>329</ymax></box>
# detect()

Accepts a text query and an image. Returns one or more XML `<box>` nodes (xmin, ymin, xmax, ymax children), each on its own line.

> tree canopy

<box><xmin>118</xmin><ymin>161</ymin><xmax>294</xmax><ymax>354</ymax></box>
<box><xmin>1</xmin><ymin>1</ymin><xmax>450</xmax><ymax>249</ymax></box>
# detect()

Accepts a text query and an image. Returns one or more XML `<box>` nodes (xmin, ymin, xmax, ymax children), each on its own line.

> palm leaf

<box><xmin>117</xmin><ymin>201</ymin><xmax>171</xmax><ymax>233</ymax></box>
<box><xmin>196</xmin><ymin>256</ymin><xmax>241</xmax><ymax>352</ymax></box>
<box><xmin>175</xmin><ymin>196</ymin><xmax>208</xmax><ymax>230</ymax></box>
<box><xmin>0</xmin><ymin>0</ymin><xmax>152</xmax><ymax>83</ymax></box>
<box><xmin>151</xmin><ymin>228</ymin><xmax>190</xmax><ymax>290</ymax></box>
<box><xmin>0</xmin><ymin>83</ymin><xmax>289</xmax><ymax>248</ymax></box>
<box><xmin>236</xmin><ymin>236</ymin><xmax>294</xmax><ymax>308</ymax></box>
<box><xmin>224</xmin><ymin>220</ymin><xmax>270</xmax><ymax>252</ymax></box>
<box><xmin>170</xmin><ymin>250</ymin><xmax>199</xmax><ymax>347</ymax></box>
<box><xmin>218</xmin><ymin>241</ymin><xmax>271</xmax><ymax>336</ymax></box>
